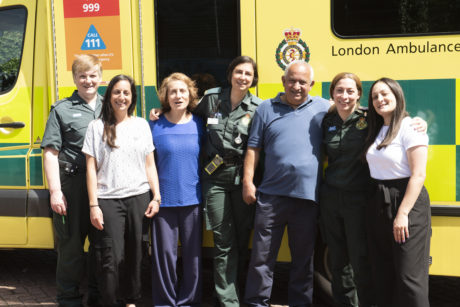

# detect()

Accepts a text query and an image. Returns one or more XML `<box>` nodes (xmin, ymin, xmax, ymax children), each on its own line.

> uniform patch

<box><xmin>356</xmin><ymin>117</ymin><xmax>368</xmax><ymax>130</ymax></box>
<box><xmin>275</xmin><ymin>27</ymin><xmax>311</xmax><ymax>70</ymax></box>
<box><xmin>240</xmin><ymin>113</ymin><xmax>251</xmax><ymax>126</ymax></box>
<box><xmin>328</xmin><ymin>126</ymin><xmax>337</xmax><ymax>132</ymax></box>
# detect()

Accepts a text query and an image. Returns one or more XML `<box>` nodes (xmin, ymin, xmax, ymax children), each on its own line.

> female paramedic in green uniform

<box><xmin>320</xmin><ymin>72</ymin><xmax>426</xmax><ymax>307</ymax></box>
<box><xmin>41</xmin><ymin>54</ymin><xmax>102</xmax><ymax>306</ymax></box>
<box><xmin>195</xmin><ymin>56</ymin><xmax>261</xmax><ymax>306</ymax></box>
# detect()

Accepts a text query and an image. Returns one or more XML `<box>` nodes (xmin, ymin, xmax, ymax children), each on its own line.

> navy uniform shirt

<box><xmin>41</xmin><ymin>90</ymin><xmax>103</xmax><ymax>167</ymax></box>
<box><xmin>322</xmin><ymin>107</ymin><xmax>370</xmax><ymax>191</ymax></box>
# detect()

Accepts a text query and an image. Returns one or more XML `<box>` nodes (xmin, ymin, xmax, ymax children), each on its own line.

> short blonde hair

<box><xmin>158</xmin><ymin>73</ymin><xmax>198</xmax><ymax>113</ymax></box>
<box><xmin>72</xmin><ymin>54</ymin><xmax>102</xmax><ymax>77</ymax></box>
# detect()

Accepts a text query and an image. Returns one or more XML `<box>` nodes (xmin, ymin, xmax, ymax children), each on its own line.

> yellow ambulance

<box><xmin>0</xmin><ymin>0</ymin><xmax>459</xmax><ymax>281</ymax></box>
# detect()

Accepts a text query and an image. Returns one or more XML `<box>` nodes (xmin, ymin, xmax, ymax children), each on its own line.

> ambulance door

<box><xmin>0</xmin><ymin>1</ymin><xmax>36</xmax><ymax>245</ymax></box>
<box><xmin>153</xmin><ymin>0</ymin><xmax>240</xmax><ymax>248</ymax></box>
<box><xmin>154</xmin><ymin>0</ymin><xmax>240</xmax><ymax>91</ymax></box>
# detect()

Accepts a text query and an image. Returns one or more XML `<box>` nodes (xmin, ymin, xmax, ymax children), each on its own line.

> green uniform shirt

<box><xmin>195</xmin><ymin>87</ymin><xmax>261</xmax><ymax>159</ymax></box>
<box><xmin>322</xmin><ymin>107</ymin><xmax>370</xmax><ymax>191</ymax></box>
<box><xmin>41</xmin><ymin>90</ymin><xmax>103</xmax><ymax>167</ymax></box>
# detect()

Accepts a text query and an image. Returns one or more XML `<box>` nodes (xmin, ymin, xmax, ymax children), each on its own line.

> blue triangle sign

<box><xmin>81</xmin><ymin>24</ymin><xmax>106</xmax><ymax>50</ymax></box>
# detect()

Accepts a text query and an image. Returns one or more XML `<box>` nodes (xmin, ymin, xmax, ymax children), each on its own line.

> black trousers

<box><xmin>55</xmin><ymin>170</ymin><xmax>98</xmax><ymax>307</ymax></box>
<box><xmin>92</xmin><ymin>192</ymin><xmax>150</xmax><ymax>306</ymax></box>
<box><xmin>319</xmin><ymin>184</ymin><xmax>375</xmax><ymax>307</ymax></box>
<box><xmin>367</xmin><ymin>178</ymin><xmax>431</xmax><ymax>307</ymax></box>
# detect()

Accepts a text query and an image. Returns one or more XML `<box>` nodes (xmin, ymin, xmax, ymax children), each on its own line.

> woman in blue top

<box><xmin>149</xmin><ymin>73</ymin><xmax>204</xmax><ymax>306</ymax></box>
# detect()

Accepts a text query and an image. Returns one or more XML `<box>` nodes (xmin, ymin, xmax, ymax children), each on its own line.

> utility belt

<box><xmin>58</xmin><ymin>160</ymin><xmax>85</xmax><ymax>176</ymax></box>
<box><xmin>221</xmin><ymin>155</ymin><xmax>243</xmax><ymax>166</ymax></box>
<box><xmin>204</xmin><ymin>154</ymin><xmax>242</xmax><ymax>175</ymax></box>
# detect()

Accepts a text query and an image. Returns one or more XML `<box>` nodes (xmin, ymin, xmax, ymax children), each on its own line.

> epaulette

<box><xmin>203</xmin><ymin>87</ymin><xmax>222</xmax><ymax>96</ymax></box>
<box><xmin>250</xmin><ymin>95</ymin><xmax>263</xmax><ymax>106</ymax></box>
<box><xmin>357</xmin><ymin>106</ymin><xmax>368</xmax><ymax>117</ymax></box>
<box><xmin>50</xmin><ymin>98</ymin><xmax>68</xmax><ymax>110</ymax></box>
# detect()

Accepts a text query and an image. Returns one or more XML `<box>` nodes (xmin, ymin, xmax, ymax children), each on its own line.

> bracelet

<box><xmin>89</xmin><ymin>204</ymin><xmax>99</xmax><ymax>208</ymax></box>
<box><xmin>152</xmin><ymin>198</ymin><xmax>161</xmax><ymax>204</ymax></box>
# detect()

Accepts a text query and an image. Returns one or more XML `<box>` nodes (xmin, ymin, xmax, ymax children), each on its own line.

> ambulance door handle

<box><xmin>0</xmin><ymin>122</ymin><xmax>25</xmax><ymax>128</ymax></box>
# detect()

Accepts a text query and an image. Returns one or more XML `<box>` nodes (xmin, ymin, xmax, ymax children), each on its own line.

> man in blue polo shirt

<box><xmin>243</xmin><ymin>60</ymin><xmax>330</xmax><ymax>306</ymax></box>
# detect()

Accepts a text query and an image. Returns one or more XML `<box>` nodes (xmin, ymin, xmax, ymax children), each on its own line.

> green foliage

<box><xmin>0</xmin><ymin>30</ymin><xmax>23</xmax><ymax>74</ymax></box>
<box><xmin>0</xmin><ymin>58</ymin><xmax>20</xmax><ymax>75</ymax></box>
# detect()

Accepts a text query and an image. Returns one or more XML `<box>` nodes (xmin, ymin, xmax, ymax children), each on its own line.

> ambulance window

<box><xmin>332</xmin><ymin>0</ymin><xmax>460</xmax><ymax>37</ymax></box>
<box><xmin>0</xmin><ymin>7</ymin><xmax>26</xmax><ymax>94</ymax></box>
<box><xmin>155</xmin><ymin>0</ymin><xmax>240</xmax><ymax>94</ymax></box>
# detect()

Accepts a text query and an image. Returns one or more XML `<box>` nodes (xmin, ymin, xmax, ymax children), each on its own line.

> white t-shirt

<box><xmin>82</xmin><ymin>117</ymin><xmax>154</xmax><ymax>198</ymax></box>
<box><xmin>366</xmin><ymin>117</ymin><xmax>428</xmax><ymax>180</ymax></box>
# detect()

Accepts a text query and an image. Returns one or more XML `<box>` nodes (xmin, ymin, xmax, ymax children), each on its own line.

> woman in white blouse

<box><xmin>83</xmin><ymin>74</ymin><xmax>161</xmax><ymax>307</ymax></box>
<box><xmin>364</xmin><ymin>77</ymin><xmax>430</xmax><ymax>307</ymax></box>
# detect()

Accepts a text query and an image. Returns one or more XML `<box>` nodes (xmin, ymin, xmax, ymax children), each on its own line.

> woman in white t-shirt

<box><xmin>82</xmin><ymin>74</ymin><xmax>161</xmax><ymax>307</ymax></box>
<box><xmin>364</xmin><ymin>77</ymin><xmax>430</xmax><ymax>307</ymax></box>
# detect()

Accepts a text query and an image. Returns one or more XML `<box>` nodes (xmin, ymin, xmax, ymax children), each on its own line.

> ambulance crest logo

<box><xmin>275</xmin><ymin>28</ymin><xmax>310</xmax><ymax>70</ymax></box>
<box><xmin>356</xmin><ymin>117</ymin><xmax>368</xmax><ymax>130</ymax></box>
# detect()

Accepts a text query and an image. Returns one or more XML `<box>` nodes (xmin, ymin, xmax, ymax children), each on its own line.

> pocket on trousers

<box><xmin>53</xmin><ymin>212</ymin><xmax>70</xmax><ymax>241</ymax></box>
<box><xmin>93</xmin><ymin>234</ymin><xmax>115</xmax><ymax>273</ymax></box>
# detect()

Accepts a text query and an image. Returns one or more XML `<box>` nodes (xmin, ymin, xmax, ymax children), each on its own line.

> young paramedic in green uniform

<box><xmin>42</xmin><ymin>54</ymin><xmax>102</xmax><ymax>307</ymax></box>
<box><xmin>320</xmin><ymin>73</ymin><xmax>375</xmax><ymax>307</ymax></box>
<box><xmin>196</xmin><ymin>56</ymin><xmax>262</xmax><ymax>306</ymax></box>
<box><xmin>320</xmin><ymin>72</ymin><xmax>426</xmax><ymax>307</ymax></box>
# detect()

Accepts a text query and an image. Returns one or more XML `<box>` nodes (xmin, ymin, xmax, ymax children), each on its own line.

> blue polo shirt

<box><xmin>248</xmin><ymin>93</ymin><xmax>330</xmax><ymax>202</ymax></box>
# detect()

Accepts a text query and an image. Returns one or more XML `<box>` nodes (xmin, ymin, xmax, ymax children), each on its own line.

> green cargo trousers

<box><xmin>202</xmin><ymin>169</ymin><xmax>255</xmax><ymax>307</ymax></box>
<box><xmin>53</xmin><ymin>169</ymin><xmax>98</xmax><ymax>307</ymax></box>
<box><xmin>319</xmin><ymin>184</ymin><xmax>376</xmax><ymax>307</ymax></box>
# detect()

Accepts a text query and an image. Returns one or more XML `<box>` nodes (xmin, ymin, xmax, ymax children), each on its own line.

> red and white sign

<box><xmin>63</xmin><ymin>0</ymin><xmax>122</xmax><ymax>70</ymax></box>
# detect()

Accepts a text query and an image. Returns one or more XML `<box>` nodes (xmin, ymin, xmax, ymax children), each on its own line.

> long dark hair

<box><xmin>100</xmin><ymin>74</ymin><xmax>137</xmax><ymax>148</ymax></box>
<box><xmin>364</xmin><ymin>77</ymin><xmax>409</xmax><ymax>155</ymax></box>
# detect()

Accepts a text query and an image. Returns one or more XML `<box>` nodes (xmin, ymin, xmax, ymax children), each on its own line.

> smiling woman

<box><xmin>149</xmin><ymin>73</ymin><xmax>203</xmax><ymax>306</ymax></box>
<box><xmin>320</xmin><ymin>72</ymin><xmax>376</xmax><ymax>307</ymax></box>
<box><xmin>82</xmin><ymin>74</ymin><xmax>161</xmax><ymax>306</ymax></box>
<box><xmin>41</xmin><ymin>54</ymin><xmax>103</xmax><ymax>306</ymax></box>
<box><xmin>365</xmin><ymin>78</ymin><xmax>430</xmax><ymax>307</ymax></box>
<box><xmin>109</xmin><ymin>79</ymin><xmax>133</xmax><ymax>117</ymax></box>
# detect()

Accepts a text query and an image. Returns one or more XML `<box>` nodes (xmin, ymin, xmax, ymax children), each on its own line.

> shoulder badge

<box><xmin>240</xmin><ymin>113</ymin><xmax>251</xmax><ymax>127</ymax></box>
<box><xmin>355</xmin><ymin>117</ymin><xmax>368</xmax><ymax>130</ymax></box>
<box><xmin>275</xmin><ymin>28</ymin><xmax>311</xmax><ymax>70</ymax></box>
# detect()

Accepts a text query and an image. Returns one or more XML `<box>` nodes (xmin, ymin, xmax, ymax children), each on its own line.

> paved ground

<box><xmin>0</xmin><ymin>249</ymin><xmax>459</xmax><ymax>306</ymax></box>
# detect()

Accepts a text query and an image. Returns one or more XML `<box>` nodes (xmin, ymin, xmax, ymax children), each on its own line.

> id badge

<box><xmin>207</xmin><ymin>117</ymin><xmax>219</xmax><ymax>125</ymax></box>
